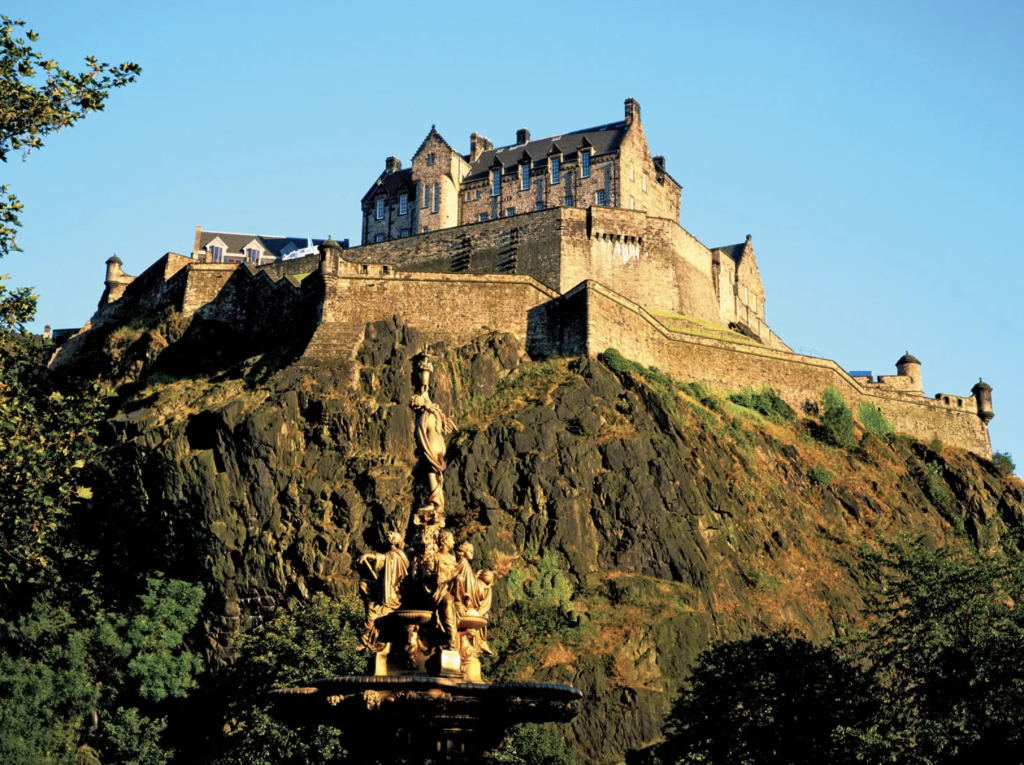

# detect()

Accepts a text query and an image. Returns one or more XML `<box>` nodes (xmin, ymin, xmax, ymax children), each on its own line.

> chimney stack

<box><xmin>625</xmin><ymin>97</ymin><xmax>641</xmax><ymax>126</ymax></box>
<box><xmin>653</xmin><ymin>155</ymin><xmax>665</xmax><ymax>174</ymax></box>
<box><xmin>385</xmin><ymin>156</ymin><xmax>402</xmax><ymax>174</ymax></box>
<box><xmin>516</xmin><ymin>128</ymin><xmax>530</xmax><ymax>145</ymax></box>
<box><xmin>469</xmin><ymin>133</ymin><xmax>493</xmax><ymax>163</ymax></box>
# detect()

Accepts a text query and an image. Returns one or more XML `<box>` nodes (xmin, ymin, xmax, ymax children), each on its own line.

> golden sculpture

<box><xmin>357</xmin><ymin>530</ymin><xmax>409</xmax><ymax>651</ymax></box>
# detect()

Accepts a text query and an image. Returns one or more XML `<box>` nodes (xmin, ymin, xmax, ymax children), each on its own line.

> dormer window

<box><xmin>550</xmin><ymin>157</ymin><xmax>560</xmax><ymax>185</ymax></box>
<box><xmin>246</xmin><ymin>247</ymin><xmax>261</xmax><ymax>263</ymax></box>
<box><xmin>581</xmin><ymin>150</ymin><xmax>591</xmax><ymax>178</ymax></box>
<box><xmin>399</xmin><ymin>193</ymin><xmax>408</xmax><ymax>215</ymax></box>
<box><xmin>492</xmin><ymin>168</ymin><xmax>501</xmax><ymax>196</ymax></box>
<box><xmin>209</xmin><ymin>245</ymin><xmax>224</xmax><ymax>263</ymax></box>
<box><xmin>376</xmin><ymin>198</ymin><xmax>385</xmax><ymax>220</ymax></box>
<box><xmin>521</xmin><ymin>164</ymin><xmax>530</xmax><ymax>191</ymax></box>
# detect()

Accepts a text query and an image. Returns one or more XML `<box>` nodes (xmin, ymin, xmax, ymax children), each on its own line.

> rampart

<box><xmin>557</xmin><ymin>281</ymin><xmax>992</xmax><ymax>455</ymax></box>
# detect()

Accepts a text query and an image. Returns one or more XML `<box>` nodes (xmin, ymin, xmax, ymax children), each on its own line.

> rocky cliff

<box><xmin>70</xmin><ymin>313</ymin><xmax>1023</xmax><ymax>764</ymax></box>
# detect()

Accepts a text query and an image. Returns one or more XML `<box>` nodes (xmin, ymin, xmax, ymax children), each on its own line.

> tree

<box><xmin>0</xmin><ymin>15</ymin><xmax>140</xmax><ymax>256</ymax></box>
<box><xmin>840</xmin><ymin>535</ymin><xmax>1024</xmax><ymax>764</ymax></box>
<box><xmin>819</xmin><ymin>386</ymin><xmax>855</xmax><ymax>449</ymax></box>
<box><xmin>656</xmin><ymin>633</ymin><xmax>873</xmax><ymax>765</ymax></box>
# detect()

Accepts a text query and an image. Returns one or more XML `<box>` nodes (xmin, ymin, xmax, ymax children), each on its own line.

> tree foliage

<box><xmin>820</xmin><ymin>386</ymin><xmax>856</xmax><ymax>449</ymax></box>
<box><xmin>0</xmin><ymin>15</ymin><xmax>140</xmax><ymax>256</ymax></box>
<box><xmin>656</xmin><ymin>535</ymin><xmax>1024</xmax><ymax>765</ymax></box>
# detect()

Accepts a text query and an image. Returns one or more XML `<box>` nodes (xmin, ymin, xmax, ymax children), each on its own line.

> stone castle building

<box><xmin>49</xmin><ymin>99</ymin><xmax>996</xmax><ymax>457</ymax></box>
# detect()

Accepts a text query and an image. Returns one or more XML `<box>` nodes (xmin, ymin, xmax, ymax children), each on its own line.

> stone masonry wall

<box><xmin>302</xmin><ymin>271</ymin><xmax>561</xmax><ymax>362</ymax></box>
<box><xmin>564</xmin><ymin>281</ymin><xmax>992</xmax><ymax>456</ymax></box>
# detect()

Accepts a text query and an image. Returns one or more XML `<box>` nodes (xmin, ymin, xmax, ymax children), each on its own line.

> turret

<box><xmin>972</xmin><ymin>379</ymin><xmax>994</xmax><ymax>424</ymax></box>
<box><xmin>318</xmin><ymin>235</ymin><xmax>343</xmax><ymax>272</ymax></box>
<box><xmin>105</xmin><ymin>254</ymin><xmax>124</xmax><ymax>286</ymax></box>
<box><xmin>895</xmin><ymin>352</ymin><xmax>922</xmax><ymax>392</ymax></box>
<box><xmin>100</xmin><ymin>254</ymin><xmax>133</xmax><ymax>306</ymax></box>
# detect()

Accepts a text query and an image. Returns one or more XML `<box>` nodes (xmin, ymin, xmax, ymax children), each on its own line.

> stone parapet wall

<box><xmin>563</xmin><ymin>281</ymin><xmax>992</xmax><ymax>456</ymax></box>
<box><xmin>303</xmin><ymin>271</ymin><xmax>561</xmax><ymax>362</ymax></box>
<box><xmin>92</xmin><ymin>253</ymin><xmax>193</xmax><ymax>328</ymax></box>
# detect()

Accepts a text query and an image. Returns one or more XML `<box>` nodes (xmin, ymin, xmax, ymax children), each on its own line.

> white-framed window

<box><xmin>375</xmin><ymin>198</ymin><xmax>385</xmax><ymax>220</ymax></box>
<box><xmin>506</xmin><ymin>208</ymin><xmax>515</xmax><ymax>217</ymax></box>
<box><xmin>479</xmin><ymin>213</ymin><xmax>489</xmax><ymax>222</ymax></box>
<box><xmin>492</xmin><ymin>168</ymin><xmax>501</xmax><ymax>196</ymax></box>
<box><xmin>375</xmin><ymin>233</ymin><xmax>385</xmax><ymax>243</ymax></box>
<box><xmin>643</xmin><ymin>173</ymin><xmax>648</xmax><ymax>192</ymax></box>
<box><xmin>564</xmin><ymin>196</ymin><xmax>573</xmax><ymax>207</ymax></box>
<box><xmin>581</xmin><ymin>150</ymin><xmax>591</xmax><ymax>178</ymax></box>
<box><xmin>399</xmin><ymin>193</ymin><xmax>408</xmax><ymax>215</ymax></box>
<box><xmin>550</xmin><ymin>157</ymin><xmax>560</xmax><ymax>185</ymax></box>
<box><xmin>432</xmin><ymin>183</ymin><xmax>440</xmax><ymax>213</ymax></box>
<box><xmin>535</xmin><ymin>201</ymin><xmax>543</xmax><ymax>211</ymax></box>
<box><xmin>246</xmin><ymin>247</ymin><xmax>260</xmax><ymax>263</ymax></box>
<box><xmin>400</xmin><ymin>228</ymin><xmax>410</xmax><ymax>237</ymax></box>
<box><xmin>521</xmin><ymin>164</ymin><xmax>530</xmax><ymax>190</ymax></box>
<box><xmin>595</xmin><ymin>189</ymin><xmax>606</xmax><ymax>206</ymax></box>
<box><xmin>209</xmin><ymin>245</ymin><xmax>224</xmax><ymax>263</ymax></box>
<box><xmin>475</xmin><ymin>190</ymin><xmax>481</xmax><ymax>200</ymax></box>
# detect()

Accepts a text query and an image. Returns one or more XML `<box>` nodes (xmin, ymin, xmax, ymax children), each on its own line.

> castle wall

<box><xmin>564</xmin><ymin>281</ymin><xmax>992</xmax><ymax>456</ymax></box>
<box><xmin>303</xmin><ymin>271</ymin><xmax>561</xmax><ymax>362</ymax></box>
<box><xmin>92</xmin><ymin>253</ymin><xmax>192</xmax><ymax>328</ymax></box>
<box><xmin>616</xmin><ymin>117</ymin><xmax>681</xmax><ymax>221</ymax></box>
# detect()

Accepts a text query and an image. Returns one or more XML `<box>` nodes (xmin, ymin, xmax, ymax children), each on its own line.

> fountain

<box><xmin>270</xmin><ymin>356</ymin><xmax>582</xmax><ymax>762</ymax></box>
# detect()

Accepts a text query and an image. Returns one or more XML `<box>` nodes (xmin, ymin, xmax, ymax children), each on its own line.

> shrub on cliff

<box><xmin>858</xmin><ymin>402</ymin><xmax>895</xmax><ymax>443</ymax></box>
<box><xmin>819</xmin><ymin>387</ymin><xmax>856</xmax><ymax>449</ymax></box>
<box><xmin>994</xmin><ymin>451</ymin><xmax>1016</xmax><ymax>478</ymax></box>
<box><xmin>729</xmin><ymin>386</ymin><xmax>795</xmax><ymax>424</ymax></box>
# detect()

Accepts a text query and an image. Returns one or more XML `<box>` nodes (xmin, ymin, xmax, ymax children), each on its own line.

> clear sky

<box><xmin>5</xmin><ymin>0</ymin><xmax>1023</xmax><ymax>460</ymax></box>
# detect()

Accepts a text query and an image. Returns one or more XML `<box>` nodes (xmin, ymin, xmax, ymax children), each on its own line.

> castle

<box><xmin>49</xmin><ymin>99</ymin><xmax>996</xmax><ymax>456</ymax></box>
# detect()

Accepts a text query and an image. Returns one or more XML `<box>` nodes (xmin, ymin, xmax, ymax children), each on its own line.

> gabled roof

<box><xmin>197</xmin><ymin>231</ymin><xmax>325</xmax><ymax>259</ymax></box>
<box><xmin>462</xmin><ymin>120</ymin><xmax>628</xmax><ymax>182</ymax></box>
<box><xmin>360</xmin><ymin>168</ymin><xmax>414</xmax><ymax>204</ymax></box>
<box><xmin>711</xmin><ymin>242</ymin><xmax>748</xmax><ymax>265</ymax></box>
<box><xmin>412</xmin><ymin>124</ymin><xmax>459</xmax><ymax>162</ymax></box>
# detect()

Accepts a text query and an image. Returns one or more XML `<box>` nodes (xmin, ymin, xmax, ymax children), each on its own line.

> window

<box><xmin>209</xmin><ymin>245</ymin><xmax>223</xmax><ymax>263</ymax></box>
<box><xmin>400</xmin><ymin>228</ymin><xmax>410</xmax><ymax>237</ymax></box>
<box><xmin>475</xmin><ymin>190</ymin><xmax>481</xmax><ymax>200</ymax></box>
<box><xmin>581</xmin><ymin>150</ymin><xmax>591</xmax><ymax>178</ymax></box>
<box><xmin>521</xmin><ymin>164</ymin><xmax>530</xmax><ymax>190</ymax></box>
<box><xmin>382</xmin><ymin>265</ymin><xmax>391</xmax><ymax>275</ymax></box>
<box><xmin>643</xmin><ymin>173</ymin><xmax>647</xmax><ymax>192</ymax></box>
<box><xmin>246</xmin><ymin>247</ymin><xmax>260</xmax><ymax>263</ymax></box>
<box><xmin>595</xmin><ymin>189</ymin><xmax>606</xmax><ymax>206</ymax></box>
<box><xmin>564</xmin><ymin>196</ymin><xmax>573</xmax><ymax>207</ymax></box>
<box><xmin>422</xmin><ymin>226</ymin><xmax>429</xmax><ymax>233</ymax></box>
<box><xmin>492</xmin><ymin>168</ymin><xmax>501</xmax><ymax>196</ymax></box>
<box><xmin>375</xmin><ymin>198</ymin><xmax>385</xmax><ymax>220</ymax></box>
<box><xmin>399</xmin><ymin>193</ymin><xmax>408</xmax><ymax>215</ymax></box>
<box><xmin>465</xmin><ymin>191</ymin><xmax>471</xmax><ymax>202</ymax></box>
<box><xmin>479</xmin><ymin>213</ymin><xmax>489</xmax><ymax>222</ymax></box>
<box><xmin>422</xmin><ymin>184</ymin><xmax>429</xmax><ymax>209</ymax></box>
<box><xmin>375</xmin><ymin>233</ymin><xmax>385</xmax><ymax>243</ymax></box>
<box><xmin>505</xmin><ymin>208</ymin><xmax>515</xmax><ymax>217</ymax></box>
<box><xmin>432</xmin><ymin>183</ymin><xmax>440</xmax><ymax>213</ymax></box>
<box><xmin>536</xmin><ymin>201</ymin><xmax>543</xmax><ymax>211</ymax></box>
<box><xmin>428</xmin><ymin>153</ymin><xmax>435</xmax><ymax>166</ymax></box>
<box><xmin>359</xmin><ymin>265</ymin><xmax>369</xmax><ymax>275</ymax></box>
<box><xmin>550</xmin><ymin>157</ymin><xmax>560</xmax><ymax>185</ymax></box>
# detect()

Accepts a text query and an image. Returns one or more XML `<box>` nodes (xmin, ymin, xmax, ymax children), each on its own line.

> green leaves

<box><xmin>0</xmin><ymin>15</ymin><xmax>140</xmax><ymax>256</ymax></box>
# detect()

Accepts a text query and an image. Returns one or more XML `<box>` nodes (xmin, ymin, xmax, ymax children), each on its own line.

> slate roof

<box><xmin>198</xmin><ymin>231</ymin><xmax>326</xmax><ymax>259</ymax></box>
<box><xmin>897</xmin><ymin>352</ymin><xmax>921</xmax><ymax>366</ymax></box>
<box><xmin>360</xmin><ymin>168</ymin><xmax>415</xmax><ymax>204</ymax></box>
<box><xmin>711</xmin><ymin>243</ymin><xmax>748</xmax><ymax>265</ymax></box>
<box><xmin>462</xmin><ymin>121</ymin><xmax>629</xmax><ymax>182</ymax></box>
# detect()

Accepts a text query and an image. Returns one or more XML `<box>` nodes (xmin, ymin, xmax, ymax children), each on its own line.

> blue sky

<box><xmin>4</xmin><ymin>0</ymin><xmax>1023</xmax><ymax>460</ymax></box>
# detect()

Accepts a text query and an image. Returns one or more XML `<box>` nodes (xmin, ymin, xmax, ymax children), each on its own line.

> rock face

<box><xmin>86</xmin><ymin>319</ymin><xmax>1022</xmax><ymax>764</ymax></box>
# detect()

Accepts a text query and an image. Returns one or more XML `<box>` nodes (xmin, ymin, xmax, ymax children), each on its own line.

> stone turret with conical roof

<box><xmin>100</xmin><ymin>254</ymin><xmax>134</xmax><ymax>306</ymax></box>
<box><xmin>972</xmin><ymin>379</ymin><xmax>994</xmax><ymax>423</ymax></box>
<box><xmin>895</xmin><ymin>351</ymin><xmax>922</xmax><ymax>393</ymax></box>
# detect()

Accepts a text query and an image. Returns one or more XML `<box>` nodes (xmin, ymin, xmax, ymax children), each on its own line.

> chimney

<box><xmin>385</xmin><ymin>156</ymin><xmax>402</xmax><ymax>174</ymax></box>
<box><xmin>516</xmin><ymin>128</ymin><xmax>530</xmax><ymax>145</ymax></box>
<box><xmin>653</xmin><ymin>155</ymin><xmax>665</xmax><ymax>174</ymax></box>
<box><xmin>469</xmin><ymin>132</ymin><xmax>493</xmax><ymax>163</ymax></box>
<box><xmin>193</xmin><ymin>225</ymin><xmax>202</xmax><ymax>257</ymax></box>
<box><xmin>625</xmin><ymin>97</ymin><xmax>641</xmax><ymax>126</ymax></box>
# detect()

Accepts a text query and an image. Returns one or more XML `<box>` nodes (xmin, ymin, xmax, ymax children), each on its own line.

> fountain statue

<box><xmin>271</xmin><ymin>354</ymin><xmax>581</xmax><ymax>762</ymax></box>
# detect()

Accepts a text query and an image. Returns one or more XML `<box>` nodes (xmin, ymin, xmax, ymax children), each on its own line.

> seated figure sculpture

<box><xmin>426</xmin><ymin>531</ymin><xmax>460</xmax><ymax>652</ymax></box>
<box><xmin>453</xmin><ymin>541</ymin><xmax>495</xmax><ymax>659</ymax></box>
<box><xmin>357</xmin><ymin>530</ymin><xmax>409</xmax><ymax>650</ymax></box>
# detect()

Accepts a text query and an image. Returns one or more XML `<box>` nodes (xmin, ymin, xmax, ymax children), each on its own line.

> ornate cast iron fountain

<box><xmin>271</xmin><ymin>356</ymin><xmax>582</xmax><ymax>762</ymax></box>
